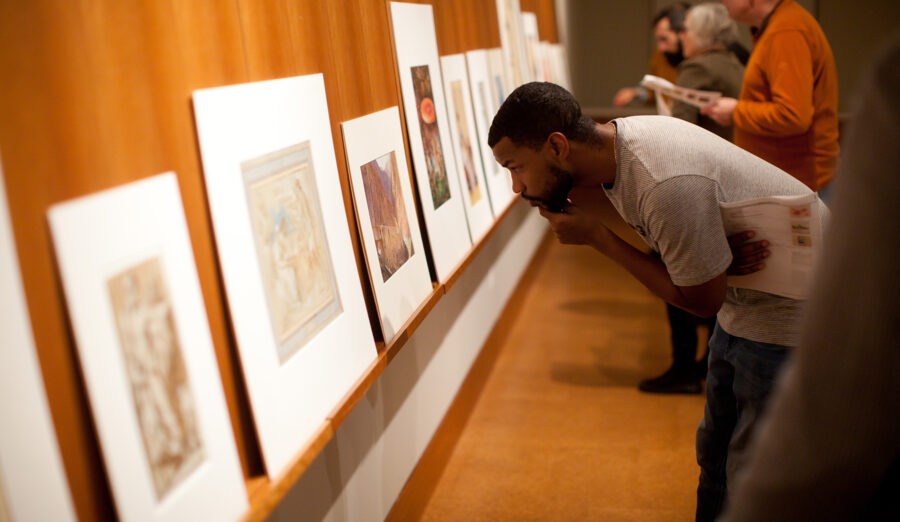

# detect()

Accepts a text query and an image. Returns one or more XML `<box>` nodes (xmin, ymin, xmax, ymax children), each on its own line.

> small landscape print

<box><xmin>360</xmin><ymin>151</ymin><xmax>415</xmax><ymax>282</ymax></box>
<box><xmin>450</xmin><ymin>80</ymin><xmax>482</xmax><ymax>206</ymax></box>
<box><xmin>411</xmin><ymin>65</ymin><xmax>451</xmax><ymax>209</ymax></box>
<box><xmin>242</xmin><ymin>141</ymin><xmax>343</xmax><ymax>363</ymax></box>
<box><xmin>107</xmin><ymin>257</ymin><xmax>204</xmax><ymax>500</ymax></box>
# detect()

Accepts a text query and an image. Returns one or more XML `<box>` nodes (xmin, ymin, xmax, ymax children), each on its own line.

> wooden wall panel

<box><xmin>0</xmin><ymin>1</ymin><xmax>251</xmax><ymax>519</ymax></box>
<box><xmin>0</xmin><ymin>1</ymin><xmax>558</xmax><ymax>519</ymax></box>
<box><xmin>522</xmin><ymin>0</ymin><xmax>560</xmax><ymax>43</ymax></box>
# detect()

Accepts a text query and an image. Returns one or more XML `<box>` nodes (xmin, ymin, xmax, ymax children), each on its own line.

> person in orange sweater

<box><xmin>703</xmin><ymin>0</ymin><xmax>839</xmax><ymax>194</ymax></box>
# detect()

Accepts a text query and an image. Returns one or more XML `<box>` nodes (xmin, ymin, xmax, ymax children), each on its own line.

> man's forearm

<box><xmin>591</xmin><ymin>228</ymin><xmax>714</xmax><ymax>316</ymax></box>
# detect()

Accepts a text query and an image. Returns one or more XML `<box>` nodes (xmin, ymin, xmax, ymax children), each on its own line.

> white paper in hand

<box><xmin>720</xmin><ymin>193</ymin><xmax>824</xmax><ymax>300</ymax></box>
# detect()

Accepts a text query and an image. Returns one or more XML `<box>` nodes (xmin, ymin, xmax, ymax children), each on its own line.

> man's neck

<box><xmin>744</xmin><ymin>0</ymin><xmax>781</xmax><ymax>28</ymax></box>
<box><xmin>572</xmin><ymin>122</ymin><xmax>617</xmax><ymax>188</ymax></box>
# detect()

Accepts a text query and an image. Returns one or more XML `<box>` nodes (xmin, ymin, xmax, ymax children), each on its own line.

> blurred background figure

<box><xmin>612</xmin><ymin>2</ymin><xmax>689</xmax><ymax>108</ymax></box>
<box><xmin>704</xmin><ymin>0</ymin><xmax>839</xmax><ymax>201</ymax></box>
<box><xmin>720</xmin><ymin>34</ymin><xmax>900</xmax><ymax>522</ymax></box>
<box><xmin>672</xmin><ymin>2</ymin><xmax>744</xmax><ymax>140</ymax></box>
<box><xmin>639</xmin><ymin>2</ymin><xmax>746</xmax><ymax>396</ymax></box>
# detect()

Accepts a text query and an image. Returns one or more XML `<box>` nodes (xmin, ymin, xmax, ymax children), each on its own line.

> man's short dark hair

<box><xmin>653</xmin><ymin>2</ymin><xmax>689</xmax><ymax>32</ymax></box>
<box><xmin>488</xmin><ymin>82</ymin><xmax>597</xmax><ymax>150</ymax></box>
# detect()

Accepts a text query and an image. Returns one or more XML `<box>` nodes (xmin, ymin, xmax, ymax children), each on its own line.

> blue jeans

<box><xmin>695</xmin><ymin>324</ymin><xmax>792</xmax><ymax>522</ymax></box>
<box><xmin>817</xmin><ymin>181</ymin><xmax>835</xmax><ymax>207</ymax></box>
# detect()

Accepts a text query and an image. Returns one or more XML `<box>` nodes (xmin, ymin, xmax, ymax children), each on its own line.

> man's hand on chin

<box><xmin>539</xmin><ymin>203</ymin><xmax>610</xmax><ymax>250</ymax></box>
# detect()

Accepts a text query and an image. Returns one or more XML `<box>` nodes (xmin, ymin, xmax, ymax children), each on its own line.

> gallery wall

<box><xmin>0</xmin><ymin>0</ymin><xmax>558</xmax><ymax>520</ymax></box>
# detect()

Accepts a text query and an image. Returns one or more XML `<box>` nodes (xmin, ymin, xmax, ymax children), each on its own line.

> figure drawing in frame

<box><xmin>476</xmin><ymin>81</ymin><xmax>500</xmax><ymax>177</ymax></box>
<box><xmin>449</xmin><ymin>80</ymin><xmax>482</xmax><ymax>205</ymax></box>
<box><xmin>502</xmin><ymin>0</ymin><xmax>525</xmax><ymax>86</ymax></box>
<box><xmin>411</xmin><ymin>65</ymin><xmax>451</xmax><ymax>209</ymax></box>
<box><xmin>493</xmin><ymin>74</ymin><xmax>506</xmax><ymax>109</ymax></box>
<box><xmin>242</xmin><ymin>141</ymin><xmax>343</xmax><ymax>364</ymax></box>
<box><xmin>360</xmin><ymin>151</ymin><xmax>415</xmax><ymax>281</ymax></box>
<box><xmin>107</xmin><ymin>257</ymin><xmax>204</xmax><ymax>500</ymax></box>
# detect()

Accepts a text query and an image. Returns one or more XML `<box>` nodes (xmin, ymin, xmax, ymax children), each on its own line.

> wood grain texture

<box><xmin>0</xmin><ymin>1</ymin><xmax>559</xmax><ymax>519</ymax></box>
<box><xmin>0</xmin><ymin>1</ymin><xmax>250</xmax><ymax>519</ymax></box>
<box><xmin>521</xmin><ymin>0</ymin><xmax>560</xmax><ymax>42</ymax></box>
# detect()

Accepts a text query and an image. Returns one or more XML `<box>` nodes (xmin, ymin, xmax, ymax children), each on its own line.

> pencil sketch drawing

<box><xmin>107</xmin><ymin>257</ymin><xmax>204</xmax><ymax>500</ymax></box>
<box><xmin>476</xmin><ymin>81</ymin><xmax>500</xmax><ymax>177</ymax></box>
<box><xmin>450</xmin><ymin>80</ymin><xmax>482</xmax><ymax>206</ymax></box>
<box><xmin>242</xmin><ymin>141</ymin><xmax>342</xmax><ymax>363</ymax></box>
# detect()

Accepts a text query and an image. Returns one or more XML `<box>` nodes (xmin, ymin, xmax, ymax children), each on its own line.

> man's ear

<box><xmin>546</xmin><ymin>132</ymin><xmax>570</xmax><ymax>160</ymax></box>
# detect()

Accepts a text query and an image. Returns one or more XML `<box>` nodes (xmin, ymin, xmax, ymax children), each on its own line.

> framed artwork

<box><xmin>0</xmin><ymin>158</ymin><xmax>77</xmax><ymax>522</ymax></box>
<box><xmin>487</xmin><ymin>47</ymin><xmax>510</xmax><ymax>108</ymax></box>
<box><xmin>521</xmin><ymin>12</ymin><xmax>540</xmax><ymax>83</ymax></box>
<box><xmin>551</xmin><ymin>44</ymin><xmax>573</xmax><ymax>91</ymax></box>
<box><xmin>341</xmin><ymin>107</ymin><xmax>433</xmax><ymax>342</ymax></box>
<box><xmin>410</xmin><ymin>65</ymin><xmax>452</xmax><ymax>209</ymax></box>
<box><xmin>440</xmin><ymin>54</ymin><xmax>495</xmax><ymax>241</ymax></box>
<box><xmin>465</xmin><ymin>49</ymin><xmax>517</xmax><ymax>215</ymax></box>
<box><xmin>536</xmin><ymin>41</ymin><xmax>554</xmax><ymax>83</ymax></box>
<box><xmin>389</xmin><ymin>2</ymin><xmax>473</xmax><ymax>282</ymax></box>
<box><xmin>495</xmin><ymin>0</ymin><xmax>531</xmax><ymax>89</ymax></box>
<box><xmin>47</xmin><ymin>173</ymin><xmax>246</xmax><ymax>521</ymax></box>
<box><xmin>192</xmin><ymin>74</ymin><xmax>377</xmax><ymax>478</ymax></box>
<box><xmin>107</xmin><ymin>257</ymin><xmax>205</xmax><ymax>499</ymax></box>
<box><xmin>241</xmin><ymin>141</ymin><xmax>342</xmax><ymax>363</ymax></box>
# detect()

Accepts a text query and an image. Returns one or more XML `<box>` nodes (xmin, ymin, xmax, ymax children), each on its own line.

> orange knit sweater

<box><xmin>733</xmin><ymin>0</ymin><xmax>839</xmax><ymax>190</ymax></box>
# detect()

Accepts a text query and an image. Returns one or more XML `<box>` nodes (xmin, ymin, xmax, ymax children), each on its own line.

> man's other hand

<box><xmin>613</xmin><ymin>87</ymin><xmax>638</xmax><ymax>107</ymax></box>
<box><xmin>727</xmin><ymin>230</ymin><xmax>769</xmax><ymax>275</ymax></box>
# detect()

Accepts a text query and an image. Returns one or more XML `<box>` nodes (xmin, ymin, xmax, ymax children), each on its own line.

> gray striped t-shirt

<box><xmin>604</xmin><ymin>116</ymin><xmax>827</xmax><ymax>346</ymax></box>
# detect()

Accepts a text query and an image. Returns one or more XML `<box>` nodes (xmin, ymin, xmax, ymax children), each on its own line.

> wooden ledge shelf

<box><xmin>242</xmin><ymin>422</ymin><xmax>334</xmax><ymax>522</ymax></box>
<box><xmin>238</xmin><ymin>198</ymin><xmax>526</xmax><ymax>522</ymax></box>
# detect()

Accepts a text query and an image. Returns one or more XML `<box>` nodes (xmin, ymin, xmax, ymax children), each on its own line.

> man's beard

<box><xmin>663</xmin><ymin>45</ymin><xmax>684</xmax><ymax>67</ymax></box>
<box><xmin>522</xmin><ymin>163</ymin><xmax>574</xmax><ymax>213</ymax></box>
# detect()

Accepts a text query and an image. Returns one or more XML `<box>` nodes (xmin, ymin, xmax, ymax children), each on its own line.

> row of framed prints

<box><xmin>0</xmin><ymin>3</ymin><xmax>570</xmax><ymax>521</ymax></box>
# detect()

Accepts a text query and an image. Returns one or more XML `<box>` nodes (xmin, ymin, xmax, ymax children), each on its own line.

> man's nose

<box><xmin>509</xmin><ymin>172</ymin><xmax>523</xmax><ymax>194</ymax></box>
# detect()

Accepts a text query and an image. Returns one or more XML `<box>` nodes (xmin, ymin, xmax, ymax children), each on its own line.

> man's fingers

<box><xmin>728</xmin><ymin>262</ymin><xmax>765</xmax><ymax>276</ymax></box>
<box><xmin>727</xmin><ymin>230</ymin><xmax>755</xmax><ymax>247</ymax></box>
<box><xmin>733</xmin><ymin>240</ymin><xmax>769</xmax><ymax>258</ymax></box>
<box><xmin>734</xmin><ymin>250</ymin><xmax>769</xmax><ymax>266</ymax></box>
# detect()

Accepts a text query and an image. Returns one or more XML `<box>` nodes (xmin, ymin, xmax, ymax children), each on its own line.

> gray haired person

<box><xmin>639</xmin><ymin>2</ymin><xmax>746</xmax><ymax>396</ymax></box>
<box><xmin>673</xmin><ymin>2</ymin><xmax>745</xmax><ymax>141</ymax></box>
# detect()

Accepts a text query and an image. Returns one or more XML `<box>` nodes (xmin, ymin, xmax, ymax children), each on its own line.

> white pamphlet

<box><xmin>640</xmin><ymin>74</ymin><xmax>722</xmax><ymax>110</ymax></box>
<box><xmin>720</xmin><ymin>193</ymin><xmax>824</xmax><ymax>300</ymax></box>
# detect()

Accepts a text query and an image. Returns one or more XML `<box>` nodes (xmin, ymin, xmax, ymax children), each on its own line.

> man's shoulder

<box><xmin>766</xmin><ymin>0</ymin><xmax>825</xmax><ymax>39</ymax></box>
<box><xmin>618</xmin><ymin>115</ymin><xmax>698</xmax><ymax>132</ymax></box>
<box><xmin>619</xmin><ymin>116</ymin><xmax>722</xmax><ymax>151</ymax></box>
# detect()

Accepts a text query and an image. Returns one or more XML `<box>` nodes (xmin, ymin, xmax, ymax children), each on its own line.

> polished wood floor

<box><xmin>407</xmin><ymin>204</ymin><xmax>708</xmax><ymax>521</ymax></box>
